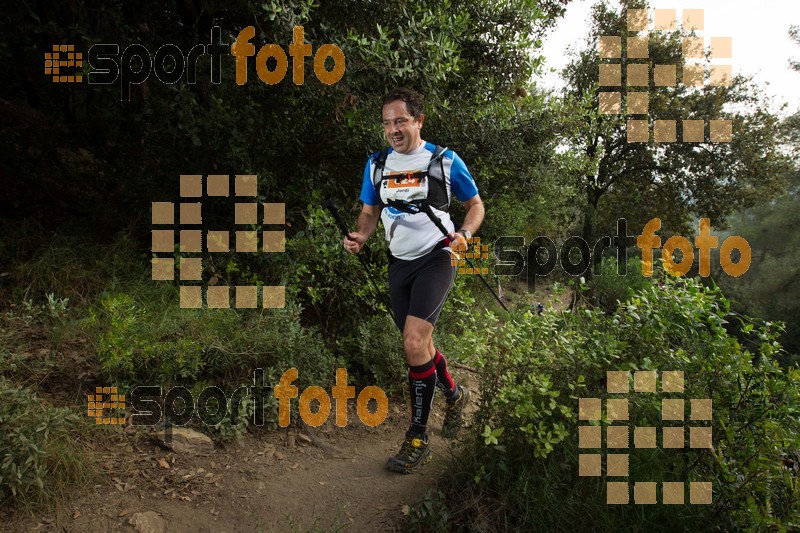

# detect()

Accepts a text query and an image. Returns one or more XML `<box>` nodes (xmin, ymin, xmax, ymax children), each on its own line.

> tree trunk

<box><xmin>582</xmin><ymin>181</ymin><xmax>603</xmax><ymax>279</ymax></box>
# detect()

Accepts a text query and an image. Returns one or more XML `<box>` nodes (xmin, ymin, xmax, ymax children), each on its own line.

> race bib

<box><xmin>379</xmin><ymin>170</ymin><xmax>429</xmax><ymax>205</ymax></box>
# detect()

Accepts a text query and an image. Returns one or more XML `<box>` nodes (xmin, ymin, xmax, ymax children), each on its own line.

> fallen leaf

<box><xmin>401</xmin><ymin>505</ymin><xmax>410</xmax><ymax>516</ymax></box>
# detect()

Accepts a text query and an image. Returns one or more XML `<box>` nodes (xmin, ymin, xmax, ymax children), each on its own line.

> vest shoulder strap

<box><xmin>430</xmin><ymin>145</ymin><xmax>447</xmax><ymax>164</ymax></box>
<box><xmin>371</xmin><ymin>148</ymin><xmax>390</xmax><ymax>189</ymax></box>
<box><xmin>370</xmin><ymin>145</ymin><xmax>450</xmax><ymax>210</ymax></box>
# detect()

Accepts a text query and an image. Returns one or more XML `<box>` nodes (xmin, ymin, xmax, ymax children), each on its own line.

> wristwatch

<box><xmin>457</xmin><ymin>228</ymin><xmax>472</xmax><ymax>240</ymax></box>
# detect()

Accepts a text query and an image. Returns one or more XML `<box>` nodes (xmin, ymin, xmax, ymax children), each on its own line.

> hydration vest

<box><xmin>371</xmin><ymin>145</ymin><xmax>450</xmax><ymax>212</ymax></box>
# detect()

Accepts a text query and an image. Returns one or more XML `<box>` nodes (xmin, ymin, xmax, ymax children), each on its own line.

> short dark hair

<box><xmin>382</xmin><ymin>87</ymin><xmax>424</xmax><ymax>120</ymax></box>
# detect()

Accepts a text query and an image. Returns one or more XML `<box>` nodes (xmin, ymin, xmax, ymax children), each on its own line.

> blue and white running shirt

<box><xmin>360</xmin><ymin>141</ymin><xmax>479</xmax><ymax>260</ymax></box>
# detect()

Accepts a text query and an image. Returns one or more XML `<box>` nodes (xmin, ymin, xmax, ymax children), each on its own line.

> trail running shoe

<box><xmin>442</xmin><ymin>385</ymin><xmax>471</xmax><ymax>438</ymax></box>
<box><xmin>387</xmin><ymin>434</ymin><xmax>432</xmax><ymax>474</ymax></box>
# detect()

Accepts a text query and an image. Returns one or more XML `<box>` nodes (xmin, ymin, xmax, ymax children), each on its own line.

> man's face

<box><xmin>382</xmin><ymin>100</ymin><xmax>424</xmax><ymax>154</ymax></box>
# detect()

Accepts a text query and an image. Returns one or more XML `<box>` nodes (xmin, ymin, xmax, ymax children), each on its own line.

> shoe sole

<box><xmin>442</xmin><ymin>387</ymin><xmax>471</xmax><ymax>439</ymax></box>
<box><xmin>386</xmin><ymin>448</ymin><xmax>433</xmax><ymax>474</ymax></box>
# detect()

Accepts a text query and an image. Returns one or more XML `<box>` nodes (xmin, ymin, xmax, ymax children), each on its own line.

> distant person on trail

<box><xmin>343</xmin><ymin>87</ymin><xmax>485</xmax><ymax>474</ymax></box>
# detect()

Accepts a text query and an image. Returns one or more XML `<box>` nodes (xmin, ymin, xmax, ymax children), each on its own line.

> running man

<box><xmin>343</xmin><ymin>88</ymin><xmax>485</xmax><ymax>473</ymax></box>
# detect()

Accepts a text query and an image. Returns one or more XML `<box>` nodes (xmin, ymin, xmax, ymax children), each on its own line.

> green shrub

<box><xmin>10</xmin><ymin>233</ymin><xmax>145</xmax><ymax>303</ymax></box>
<box><xmin>591</xmin><ymin>255</ymin><xmax>652</xmax><ymax>311</ymax></box>
<box><xmin>348</xmin><ymin>315</ymin><xmax>406</xmax><ymax>394</ymax></box>
<box><xmin>88</xmin><ymin>292</ymin><xmax>204</xmax><ymax>384</ymax></box>
<box><xmin>88</xmin><ymin>289</ymin><xmax>342</xmax><ymax>388</ymax></box>
<box><xmin>406</xmin><ymin>488</ymin><xmax>449</xmax><ymax>532</ymax></box>
<box><xmin>0</xmin><ymin>379</ymin><xmax>90</xmax><ymax>507</ymax></box>
<box><xmin>445</xmin><ymin>269</ymin><xmax>800</xmax><ymax>530</ymax></box>
<box><xmin>281</xmin><ymin>204</ymin><xmax>416</xmax><ymax>388</ymax></box>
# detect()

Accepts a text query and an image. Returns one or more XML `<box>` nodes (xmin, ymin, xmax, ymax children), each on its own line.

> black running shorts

<box><xmin>388</xmin><ymin>246</ymin><xmax>457</xmax><ymax>332</ymax></box>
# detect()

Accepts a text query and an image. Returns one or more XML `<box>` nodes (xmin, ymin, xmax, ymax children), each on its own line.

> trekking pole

<box><xmin>385</xmin><ymin>200</ymin><xmax>509</xmax><ymax>312</ymax></box>
<box><xmin>322</xmin><ymin>199</ymin><xmax>395</xmax><ymax>323</ymax></box>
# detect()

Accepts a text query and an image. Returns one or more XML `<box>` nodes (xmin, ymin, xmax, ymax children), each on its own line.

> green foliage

<box><xmin>0</xmin><ymin>379</ymin><xmax>90</xmax><ymax>506</ymax></box>
<box><xmin>89</xmin><ymin>293</ymin><xmax>204</xmax><ymax>384</ymax></box>
<box><xmin>405</xmin><ymin>488</ymin><xmax>449</xmax><ymax>533</ymax></box>
<box><xmin>444</xmin><ymin>270</ymin><xmax>800</xmax><ymax>530</ymax></box>
<box><xmin>562</xmin><ymin>0</ymin><xmax>791</xmax><ymax>245</ymax></box>
<box><xmin>88</xmin><ymin>288</ymin><xmax>341</xmax><ymax>390</ymax></box>
<box><xmin>438</xmin><ymin>92</ymin><xmax>579</xmax><ymax>241</ymax></box>
<box><xmin>1</xmin><ymin>0</ymin><xmax>568</xmax><ymax>241</ymax></box>
<box><xmin>715</xmin><ymin>111</ymin><xmax>800</xmax><ymax>357</ymax></box>
<box><xmin>281</xmin><ymin>205</ymin><xmax>408</xmax><ymax>388</ymax></box>
<box><xmin>9</xmin><ymin>233</ymin><xmax>142</xmax><ymax>303</ymax></box>
<box><xmin>349</xmin><ymin>316</ymin><xmax>406</xmax><ymax>395</ymax></box>
<box><xmin>591</xmin><ymin>255</ymin><xmax>652</xmax><ymax>311</ymax></box>
<box><xmin>283</xmin><ymin>205</ymin><xmax>393</xmax><ymax>325</ymax></box>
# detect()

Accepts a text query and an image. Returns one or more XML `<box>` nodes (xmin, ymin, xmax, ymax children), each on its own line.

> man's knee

<box><xmin>402</xmin><ymin>317</ymin><xmax>433</xmax><ymax>362</ymax></box>
<box><xmin>402</xmin><ymin>329</ymin><xmax>426</xmax><ymax>356</ymax></box>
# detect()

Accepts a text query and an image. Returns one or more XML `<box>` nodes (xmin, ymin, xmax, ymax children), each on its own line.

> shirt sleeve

<box><xmin>359</xmin><ymin>157</ymin><xmax>380</xmax><ymax>206</ymax></box>
<box><xmin>449</xmin><ymin>151</ymin><xmax>479</xmax><ymax>202</ymax></box>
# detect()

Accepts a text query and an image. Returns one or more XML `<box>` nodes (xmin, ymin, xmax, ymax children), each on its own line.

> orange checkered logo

<box><xmin>45</xmin><ymin>44</ymin><xmax>83</xmax><ymax>83</ymax></box>
<box><xmin>87</xmin><ymin>386</ymin><xmax>125</xmax><ymax>425</ymax></box>
<box><xmin>151</xmin><ymin>175</ymin><xmax>286</xmax><ymax>309</ymax></box>
<box><xmin>579</xmin><ymin>370</ymin><xmax>713</xmax><ymax>505</ymax></box>
<box><xmin>599</xmin><ymin>8</ymin><xmax>733</xmax><ymax>143</ymax></box>
<box><xmin>451</xmin><ymin>236</ymin><xmax>490</xmax><ymax>275</ymax></box>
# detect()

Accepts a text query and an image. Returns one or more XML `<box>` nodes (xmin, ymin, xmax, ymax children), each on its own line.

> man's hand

<box><xmin>344</xmin><ymin>232</ymin><xmax>367</xmax><ymax>254</ymax></box>
<box><xmin>448</xmin><ymin>232</ymin><xmax>468</xmax><ymax>255</ymax></box>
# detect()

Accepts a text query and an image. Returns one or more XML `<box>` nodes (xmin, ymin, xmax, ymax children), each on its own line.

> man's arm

<box><xmin>448</xmin><ymin>194</ymin><xmax>485</xmax><ymax>251</ymax></box>
<box><xmin>344</xmin><ymin>203</ymin><xmax>381</xmax><ymax>254</ymax></box>
<box><xmin>458</xmin><ymin>194</ymin><xmax>485</xmax><ymax>237</ymax></box>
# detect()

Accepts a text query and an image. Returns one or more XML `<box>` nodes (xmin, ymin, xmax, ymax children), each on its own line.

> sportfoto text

<box><xmin>129</xmin><ymin>368</ymin><xmax>388</xmax><ymax>429</ymax></box>
<box><xmin>86</xmin><ymin>26</ymin><xmax>344</xmax><ymax>100</ymax></box>
<box><xmin>494</xmin><ymin>218</ymin><xmax>751</xmax><ymax>288</ymax></box>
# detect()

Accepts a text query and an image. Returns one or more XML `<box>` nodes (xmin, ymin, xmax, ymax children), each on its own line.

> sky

<box><xmin>537</xmin><ymin>0</ymin><xmax>800</xmax><ymax>116</ymax></box>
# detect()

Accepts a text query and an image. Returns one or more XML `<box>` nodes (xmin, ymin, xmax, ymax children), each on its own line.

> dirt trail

<box><xmin>6</xmin><ymin>376</ymin><xmax>477</xmax><ymax>533</ymax></box>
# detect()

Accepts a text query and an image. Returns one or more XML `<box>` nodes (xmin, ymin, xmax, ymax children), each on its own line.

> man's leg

<box><xmin>428</xmin><ymin>337</ymin><xmax>457</xmax><ymax>400</ymax></box>
<box><xmin>387</xmin><ymin>250</ymin><xmax>461</xmax><ymax>472</ymax></box>
<box><xmin>403</xmin><ymin>316</ymin><xmax>437</xmax><ymax>437</ymax></box>
<box><xmin>386</xmin><ymin>315</ymin><xmax>435</xmax><ymax>473</ymax></box>
<box><xmin>402</xmin><ymin>250</ymin><xmax>469</xmax><ymax>437</ymax></box>
<box><xmin>428</xmin><ymin>338</ymin><xmax>470</xmax><ymax>438</ymax></box>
